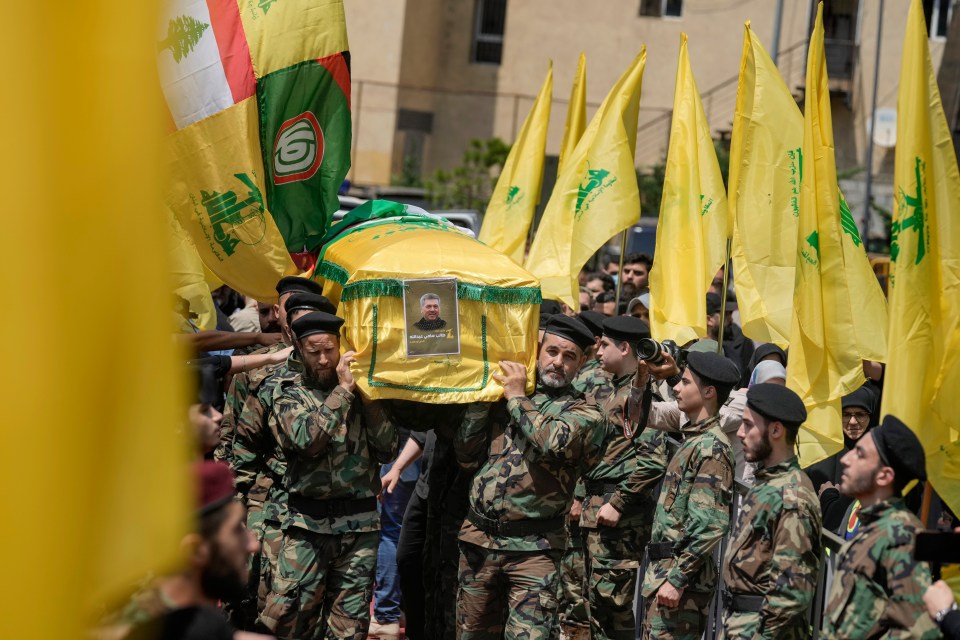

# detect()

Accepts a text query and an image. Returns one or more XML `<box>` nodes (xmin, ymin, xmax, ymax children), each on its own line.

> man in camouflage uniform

<box><xmin>216</xmin><ymin>275</ymin><xmax>326</xmax><ymax>464</ymax></box>
<box><xmin>637</xmin><ymin>351</ymin><xmax>739</xmax><ymax>640</ymax></box>
<box><xmin>822</xmin><ymin>415</ymin><xmax>940</xmax><ymax>639</ymax></box>
<box><xmin>719</xmin><ymin>384</ymin><xmax>822</xmax><ymax>639</ymax></box>
<box><xmin>260</xmin><ymin>311</ymin><xmax>397</xmax><ymax>640</ymax></box>
<box><xmin>454</xmin><ymin>315</ymin><xmax>605</xmax><ymax>640</ymax></box>
<box><xmin>558</xmin><ymin>310</ymin><xmax>610</xmax><ymax>640</ymax></box>
<box><xmin>227</xmin><ymin>292</ymin><xmax>335</xmax><ymax>629</ymax></box>
<box><xmin>581</xmin><ymin>316</ymin><xmax>667</xmax><ymax>640</ymax></box>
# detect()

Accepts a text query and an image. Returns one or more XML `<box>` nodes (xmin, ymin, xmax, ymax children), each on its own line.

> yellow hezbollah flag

<box><xmin>788</xmin><ymin>4</ymin><xmax>888</xmax><ymax>466</ymax></box>
<box><xmin>558</xmin><ymin>53</ymin><xmax>587</xmax><ymax>176</ymax></box>
<box><xmin>728</xmin><ymin>22</ymin><xmax>802</xmax><ymax>347</ymax></box>
<box><xmin>1</xmin><ymin>2</ymin><xmax>192</xmax><ymax>637</ymax></box>
<box><xmin>650</xmin><ymin>34</ymin><xmax>728</xmax><ymax>344</ymax></box>
<box><xmin>479</xmin><ymin>64</ymin><xmax>553</xmax><ymax>264</ymax></box>
<box><xmin>883</xmin><ymin>0</ymin><xmax>960</xmax><ymax>513</ymax></box>
<box><xmin>525</xmin><ymin>50</ymin><xmax>646</xmax><ymax>307</ymax></box>
<box><xmin>168</xmin><ymin>207</ymin><xmax>219</xmax><ymax>331</ymax></box>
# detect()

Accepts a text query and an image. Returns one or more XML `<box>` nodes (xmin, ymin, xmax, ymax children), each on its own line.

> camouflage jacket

<box><xmin>580</xmin><ymin>373</ymin><xmax>667</xmax><ymax>530</ymax></box>
<box><xmin>214</xmin><ymin>341</ymin><xmax>288</xmax><ymax>463</ymax></box>
<box><xmin>230</xmin><ymin>353</ymin><xmax>302</xmax><ymax>524</ymax></box>
<box><xmin>721</xmin><ymin>457</ymin><xmax>823</xmax><ymax>639</ymax></box>
<box><xmin>572</xmin><ymin>356</ymin><xmax>613</xmax><ymax>403</ymax></box>
<box><xmin>641</xmin><ymin>415</ymin><xmax>733</xmax><ymax>596</ymax></box>
<box><xmin>822</xmin><ymin>497</ymin><xmax>941</xmax><ymax>640</ymax></box>
<box><xmin>455</xmin><ymin>382</ymin><xmax>604</xmax><ymax>552</ymax></box>
<box><xmin>272</xmin><ymin>381</ymin><xmax>397</xmax><ymax>535</ymax></box>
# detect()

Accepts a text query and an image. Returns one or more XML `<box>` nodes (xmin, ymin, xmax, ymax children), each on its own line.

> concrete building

<box><xmin>345</xmin><ymin>0</ymin><xmax>959</xmax><ymax>243</ymax></box>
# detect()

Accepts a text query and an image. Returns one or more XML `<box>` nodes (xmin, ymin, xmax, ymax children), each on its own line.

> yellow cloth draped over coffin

<box><xmin>314</xmin><ymin>202</ymin><xmax>541</xmax><ymax>403</ymax></box>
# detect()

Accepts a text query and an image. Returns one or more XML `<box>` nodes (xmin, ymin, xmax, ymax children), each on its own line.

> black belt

<box><xmin>468</xmin><ymin>508</ymin><xmax>565</xmax><ymax>538</ymax></box>
<box><xmin>647</xmin><ymin>541</ymin><xmax>675</xmax><ymax>560</ymax></box>
<box><xmin>289</xmin><ymin>495</ymin><xmax>377</xmax><ymax>519</ymax></box>
<box><xmin>584</xmin><ymin>480</ymin><xmax>619</xmax><ymax>496</ymax></box>
<box><xmin>722</xmin><ymin>590</ymin><xmax>765</xmax><ymax>613</ymax></box>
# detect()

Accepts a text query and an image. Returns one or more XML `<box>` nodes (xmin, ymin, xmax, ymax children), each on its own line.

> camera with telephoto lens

<box><xmin>636</xmin><ymin>338</ymin><xmax>688</xmax><ymax>370</ymax></box>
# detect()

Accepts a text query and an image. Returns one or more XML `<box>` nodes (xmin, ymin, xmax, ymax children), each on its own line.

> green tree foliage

<box><xmin>425</xmin><ymin>138</ymin><xmax>511</xmax><ymax>210</ymax></box>
<box><xmin>158</xmin><ymin>15</ymin><xmax>209</xmax><ymax>63</ymax></box>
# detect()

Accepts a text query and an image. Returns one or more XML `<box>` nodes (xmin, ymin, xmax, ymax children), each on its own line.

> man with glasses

<box><xmin>804</xmin><ymin>385</ymin><xmax>878</xmax><ymax>533</ymax></box>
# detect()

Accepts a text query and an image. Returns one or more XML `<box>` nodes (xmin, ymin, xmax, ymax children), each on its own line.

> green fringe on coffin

<box><xmin>337</xmin><ymin>276</ymin><xmax>542</xmax><ymax>305</ymax></box>
<box><xmin>314</xmin><ymin>260</ymin><xmax>349</xmax><ymax>286</ymax></box>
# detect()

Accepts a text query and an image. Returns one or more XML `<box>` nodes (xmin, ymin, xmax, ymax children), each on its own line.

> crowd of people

<box><xmin>99</xmin><ymin>260</ymin><xmax>960</xmax><ymax>640</ymax></box>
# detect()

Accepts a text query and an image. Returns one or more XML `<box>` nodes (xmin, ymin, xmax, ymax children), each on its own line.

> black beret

<box><xmin>577</xmin><ymin>311</ymin><xmax>607</xmax><ymax>338</ymax></box>
<box><xmin>276</xmin><ymin>275</ymin><xmax>323</xmax><ymax>297</ymax></box>
<box><xmin>872</xmin><ymin>415</ymin><xmax>927</xmax><ymax>482</ymax></box>
<box><xmin>542</xmin><ymin>315</ymin><xmax>595</xmax><ymax>351</ymax></box>
<box><xmin>290</xmin><ymin>311</ymin><xmax>345</xmax><ymax>341</ymax></box>
<box><xmin>539</xmin><ymin>313</ymin><xmax>553</xmax><ymax>330</ymax></box>
<box><xmin>686</xmin><ymin>351</ymin><xmax>741</xmax><ymax>387</ymax></box>
<box><xmin>746</xmin><ymin>383</ymin><xmax>807</xmax><ymax>426</ymax></box>
<box><xmin>602</xmin><ymin>315</ymin><xmax>651</xmax><ymax>343</ymax></box>
<box><xmin>706</xmin><ymin>292</ymin><xmax>722</xmax><ymax>315</ymax></box>
<box><xmin>842</xmin><ymin>385</ymin><xmax>877</xmax><ymax>412</ymax></box>
<box><xmin>284</xmin><ymin>292</ymin><xmax>337</xmax><ymax>316</ymax></box>
<box><xmin>540</xmin><ymin>300</ymin><xmax>564</xmax><ymax>316</ymax></box>
<box><xmin>751</xmin><ymin>342</ymin><xmax>788</xmax><ymax>368</ymax></box>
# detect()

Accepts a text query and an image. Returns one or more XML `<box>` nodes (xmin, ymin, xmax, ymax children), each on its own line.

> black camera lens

<box><xmin>637</xmin><ymin>338</ymin><xmax>664</xmax><ymax>363</ymax></box>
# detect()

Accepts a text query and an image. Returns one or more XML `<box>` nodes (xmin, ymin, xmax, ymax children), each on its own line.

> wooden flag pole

<box><xmin>716</xmin><ymin>238</ymin><xmax>733</xmax><ymax>354</ymax></box>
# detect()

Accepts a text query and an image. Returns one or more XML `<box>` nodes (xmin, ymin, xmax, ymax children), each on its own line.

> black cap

<box><xmin>602</xmin><ymin>316</ymin><xmax>651</xmax><ymax>343</ymax></box>
<box><xmin>686</xmin><ymin>351</ymin><xmax>741</xmax><ymax>387</ymax></box>
<box><xmin>577</xmin><ymin>311</ymin><xmax>606</xmax><ymax>338</ymax></box>
<box><xmin>542</xmin><ymin>315</ymin><xmax>595</xmax><ymax>351</ymax></box>
<box><xmin>706</xmin><ymin>292</ymin><xmax>722</xmax><ymax>315</ymax></box>
<box><xmin>746</xmin><ymin>383</ymin><xmax>807</xmax><ymax>427</ymax></box>
<box><xmin>284</xmin><ymin>292</ymin><xmax>336</xmax><ymax>316</ymax></box>
<box><xmin>842</xmin><ymin>385</ymin><xmax>877</xmax><ymax>412</ymax></box>
<box><xmin>290</xmin><ymin>311</ymin><xmax>345</xmax><ymax>341</ymax></box>
<box><xmin>872</xmin><ymin>415</ymin><xmax>927</xmax><ymax>482</ymax></box>
<box><xmin>276</xmin><ymin>276</ymin><xmax>323</xmax><ymax>297</ymax></box>
<box><xmin>540</xmin><ymin>300</ymin><xmax>564</xmax><ymax>316</ymax></box>
<box><xmin>751</xmin><ymin>343</ymin><xmax>788</xmax><ymax>368</ymax></box>
<box><xmin>539</xmin><ymin>313</ymin><xmax>553</xmax><ymax>330</ymax></box>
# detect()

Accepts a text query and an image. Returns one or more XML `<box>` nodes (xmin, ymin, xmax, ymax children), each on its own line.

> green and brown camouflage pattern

<box><xmin>260</xmin><ymin>528</ymin><xmax>378</xmax><ymax>640</ymax></box>
<box><xmin>457</xmin><ymin>543</ymin><xmax>563</xmax><ymax>640</ymax></box>
<box><xmin>558</xmin><ymin>530</ymin><xmax>590</xmax><ymax>640</ymax></box>
<box><xmin>822</xmin><ymin>497</ymin><xmax>941</xmax><ymax>640</ymax></box>
<box><xmin>640</xmin><ymin>589</ymin><xmax>713</xmax><ymax>640</ymax></box>
<box><xmin>720</xmin><ymin>457</ymin><xmax>823</xmax><ymax>639</ymax></box>
<box><xmin>580</xmin><ymin>373</ymin><xmax>667</xmax><ymax>640</ymax></box>
<box><xmin>572</xmin><ymin>356</ymin><xmax>613</xmax><ymax>404</ymax></box>
<box><xmin>455</xmin><ymin>385</ymin><xmax>604</xmax><ymax>552</ymax></box>
<box><xmin>272</xmin><ymin>380</ymin><xmax>396</xmax><ymax>534</ymax></box>
<box><xmin>641</xmin><ymin>415</ymin><xmax>733</xmax><ymax>634</ymax></box>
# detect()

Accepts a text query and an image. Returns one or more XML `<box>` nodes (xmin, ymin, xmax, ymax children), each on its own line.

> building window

<box><xmin>472</xmin><ymin>0</ymin><xmax>507</xmax><ymax>64</ymax></box>
<box><xmin>925</xmin><ymin>0</ymin><xmax>956</xmax><ymax>39</ymax></box>
<box><xmin>639</xmin><ymin>0</ymin><xmax>683</xmax><ymax>18</ymax></box>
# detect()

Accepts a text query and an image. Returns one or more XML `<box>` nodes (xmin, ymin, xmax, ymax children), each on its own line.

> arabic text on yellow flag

<box><xmin>558</xmin><ymin>53</ymin><xmax>587</xmax><ymax>176</ymax></box>
<box><xmin>479</xmin><ymin>64</ymin><xmax>553</xmax><ymax>264</ymax></box>
<box><xmin>883</xmin><ymin>0</ymin><xmax>960</xmax><ymax>514</ymax></box>
<box><xmin>0</xmin><ymin>3</ymin><xmax>192</xmax><ymax>637</ymax></box>
<box><xmin>525</xmin><ymin>50</ymin><xmax>646</xmax><ymax>307</ymax></box>
<box><xmin>650</xmin><ymin>34</ymin><xmax>728</xmax><ymax>344</ymax></box>
<box><xmin>788</xmin><ymin>4</ymin><xmax>888</xmax><ymax>466</ymax></box>
<box><xmin>728</xmin><ymin>22</ymin><xmax>802</xmax><ymax>348</ymax></box>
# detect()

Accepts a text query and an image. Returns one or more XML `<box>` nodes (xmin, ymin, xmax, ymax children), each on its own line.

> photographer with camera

<box><xmin>579</xmin><ymin>316</ymin><xmax>668</xmax><ymax>640</ymax></box>
<box><xmin>638</xmin><ymin>351</ymin><xmax>740</xmax><ymax>639</ymax></box>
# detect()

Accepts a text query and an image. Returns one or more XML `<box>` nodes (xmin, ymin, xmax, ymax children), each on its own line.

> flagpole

<box><xmin>716</xmin><ymin>237</ymin><xmax>733</xmax><ymax>353</ymax></box>
<box><xmin>615</xmin><ymin>228</ymin><xmax>629</xmax><ymax>310</ymax></box>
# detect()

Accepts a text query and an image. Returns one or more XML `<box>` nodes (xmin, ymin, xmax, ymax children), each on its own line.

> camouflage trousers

<box><xmin>260</xmin><ymin>526</ymin><xmax>378</xmax><ymax>640</ymax></box>
<box><xmin>558</xmin><ymin>523</ymin><xmax>589</xmax><ymax>640</ymax></box>
<box><xmin>226</xmin><ymin>501</ymin><xmax>269</xmax><ymax>630</ymax></box>
<box><xmin>639</xmin><ymin>588</ymin><xmax>712</xmax><ymax>640</ymax></box>
<box><xmin>457</xmin><ymin>542</ymin><xmax>561</xmax><ymax>640</ymax></box>
<box><xmin>581</xmin><ymin>523</ymin><xmax>646</xmax><ymax>640</ymax></box>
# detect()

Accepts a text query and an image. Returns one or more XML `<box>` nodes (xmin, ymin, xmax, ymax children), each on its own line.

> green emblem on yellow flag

<box><xmin>892</xmin><ymin>156</ymin><xmax>927</xmax><ymax>265</ymax></box>
<box><xmin>575</xmin><ymin>166</ymin><xmax>615</xmax><ymax>221</ymax></box>
<box><xmin>198</xmin><ymin>173</ymin><xmax>266</xmax><ymax>258</ymax></box>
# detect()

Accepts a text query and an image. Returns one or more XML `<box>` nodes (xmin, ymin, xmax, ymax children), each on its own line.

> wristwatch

<box><xmin>934</xmin><ymin>602</ymin><xmax>958</xmax><ymax>624</ymax></box>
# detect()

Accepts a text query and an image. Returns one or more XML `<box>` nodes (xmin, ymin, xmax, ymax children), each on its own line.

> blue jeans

<box><xmin>374</xmin><ymin>457</ymin><xmax>419</xmax><ymax>623</ymax></box>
